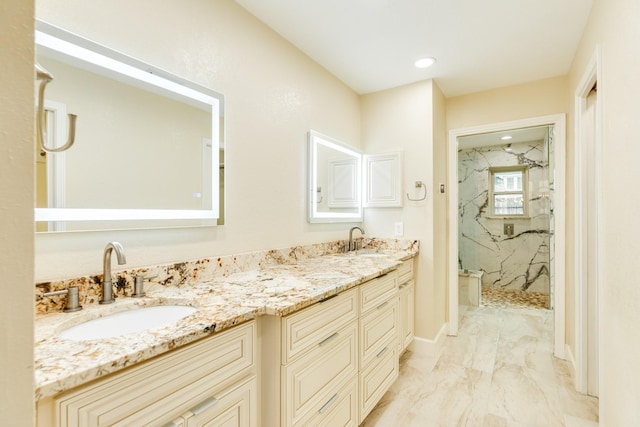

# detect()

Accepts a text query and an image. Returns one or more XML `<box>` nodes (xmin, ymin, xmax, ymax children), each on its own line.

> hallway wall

<box><xmin>0</xmin><ymin>1</ymin><xmax>35</xmax><ymax>425</ymax></box>
<box><xmin>568</xmin><ymin>0</ymin><xmax>640</xmax><ymax>423</ymax></box>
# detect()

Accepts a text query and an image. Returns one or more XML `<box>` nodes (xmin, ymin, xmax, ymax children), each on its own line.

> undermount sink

<box><xmin>355</xmin><ymin>251</ymin><xmax>388</xmax><ymax>258</ymax></box>
<box><xmin>58</xmin><ymin>305</ymin><xmax>197</xmax><ymax>341</ymax></box>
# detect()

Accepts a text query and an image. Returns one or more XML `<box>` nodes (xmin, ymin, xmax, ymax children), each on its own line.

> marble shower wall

<box><xmin>458</xmin><ymin>140</ymin><xmax>551</xmax><ymax>294</ymax></box>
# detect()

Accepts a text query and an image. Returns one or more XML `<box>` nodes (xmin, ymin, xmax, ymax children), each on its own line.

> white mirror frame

<box><xmin>308</xmin><ymin>130</ymin><xmax>363</xmax><ymax>223</ymax></box>
<box><xmin>34</xmin><ymin>20</ymin><xmax>221</xmax><ymax>226</ymax></box>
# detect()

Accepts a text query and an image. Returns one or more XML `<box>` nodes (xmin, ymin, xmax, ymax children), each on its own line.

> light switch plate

<box><xmin>394</xmin><ymin>222</ymin><xmax>404</xmax><ymax>237</ymax></box>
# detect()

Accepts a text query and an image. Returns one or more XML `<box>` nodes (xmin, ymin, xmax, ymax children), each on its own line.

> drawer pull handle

<box><xmin>319</xmin><ymin>294</ymin><xmax>338</xmax><ymax>304</ymax></box>
<box><xmin>319</xmin><ymin>393</ymin><xmax>339</xmax><ymax>414</ymax></box>
<box><xmin>162</xmin><ymin>423</ymin><xmax>180</xmax><ymax>427</ymax></box>
<box><xmin>318</xmin><ymin>332</ymin><xmax>339</xmax><ymax>346</ymax></box>
<box><xmin>376</xmin><ymin>301</ymin><xmax>389</xmax><ymax>310</ymax></box>
<box><xmin>190</xmin><ymin>396</ymin><xmax>219</xmax><ymax>415</ymax></box>
<box><xmin>376</xmin><ymin>346</ymin><xmax>389</xmax><ymax>358</ymax></box>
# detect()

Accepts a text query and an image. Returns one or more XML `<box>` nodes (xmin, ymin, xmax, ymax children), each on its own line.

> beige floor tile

<box><xmin>362</xmin><ymin>305</ymin><xmax>599</xmax><ymax>427</ymax></box>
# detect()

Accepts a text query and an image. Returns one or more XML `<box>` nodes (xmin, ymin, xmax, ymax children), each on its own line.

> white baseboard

<box><xmin>565</xmin><ymin>344</ymin><xmax>577</xmax><ymax>380</ymax></box>
<box><xmin>408</xmin><ymin>323</ymin><xmax>448</xmax><ymax>358</ymax></box>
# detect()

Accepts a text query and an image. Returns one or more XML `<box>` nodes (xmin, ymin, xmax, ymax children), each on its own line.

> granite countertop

<box><xmin>34</xmin><ymin>249</ymin><xmax>416</xmax><ymax>400</ymax></box>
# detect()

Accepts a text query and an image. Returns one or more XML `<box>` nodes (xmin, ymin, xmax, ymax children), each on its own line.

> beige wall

<box><xmin>446</xmin><ymin>76</ymin><xmax>569</xmax><ymax>130</ymax></box>
<box><xmin>0</xmin><ymin>0</ymin><xmax>35</xmax><ymax>425</ymax></box>
<box><xmin>35</xmin><ymin>0</ymin><xmax>361</xmax><ymax>281</ymax></box>
<box><xmin>361</xmin><ymin>80</ymin><xmax>448</xmax><ymax>340</ymax></box>
<box><xmin>568</xmin><ymin>0</ymin><xmax>640</xmax><ymax>423</ymax></box>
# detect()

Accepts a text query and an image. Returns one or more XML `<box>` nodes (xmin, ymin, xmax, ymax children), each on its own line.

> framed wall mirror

<box><xmin>34</xmin><ymin>20</ymin><xmax>225</xmax><ymax>232</ymax></box>
<box><xmin>308</xmin><ymin>130</ymin><xmax>363</xmax><ymax>223</ymax></box>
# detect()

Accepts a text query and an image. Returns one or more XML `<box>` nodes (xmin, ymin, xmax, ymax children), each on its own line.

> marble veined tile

<box><xmin>552</xmin><ymin>358</ymin><xmax>599</xmax><ymax>422</ymax></box>
<box><xmin>487</xmin><ymin>361</ymin><xmax>565</xmax><ymax>427</ymax></box>
<box><xmin>563</xmin><ymin>414</ymin><xmax>599</xmax><ymax>427</ymax></box>
<box><xmin>363</xmin><ymin>306</ymin><xmax>598</xmax><ymax>427</ymax></box>
<box><xmin>438</xmin><ymin>332</ymin><xmax>499</xmax><ymax>374</ymax></box>
<box><xmin>403</xmin><ymin>363</ymin><xmax>492</xmax><ymax>427</ymax></box>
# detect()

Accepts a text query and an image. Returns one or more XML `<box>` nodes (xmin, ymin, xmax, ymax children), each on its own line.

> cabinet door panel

<box><xmin>359</xmin><ymin>273</ymin><xmax>397</xmax><ymax>313</ymax></box>
<box><xmin>283</xmin><ymin>323</ymin><xmax>358</xmax><ymax>426</ymax></box>
<box><xmin>360</xmin><ymin>338</ymin><xmax>398</xmax><ymax>421</ymax></box>
<box><xmin>54</xmin><ymin>321</ymin><xmax>255</xmax><ymax>427</ymax></box>
<box><xmin>360</xmin><ymin>298</ymin><xmax>398</xmax><ymax>366</ymax></box>
<box><xmin>397</xmin><ymin>259</ymin><xmax>414</xmax><ymax>285</ymax></box>
<box><xmin>302</xmin><ymin>378</ymin><xmax>359</xmax><ymax>427</ymax></box>
<box><xmin>282</xmin><ymin>288</ymin><xmax>357</xmax><ymax>364</ymax></box>
<box><xmin>185</xmin><ymin>377</ymin><xmax>257</xmax><ymax>427</ymax></box>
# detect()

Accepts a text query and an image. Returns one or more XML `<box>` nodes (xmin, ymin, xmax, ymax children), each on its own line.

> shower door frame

<box><xmin>447</xmin><ymin>114</ymin><xmax>567</xmax><ymax>360</ymax></box>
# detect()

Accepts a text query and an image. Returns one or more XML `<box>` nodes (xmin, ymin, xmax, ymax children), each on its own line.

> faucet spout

<box><xmin>348</xmin><ymin>226</ymin><xmax>365</xmax><ymax>252</ymax></box>
<box><xmin>100</xmin><ymin>241</ymin><xmax>126</xmax><ymax>304</ymax></box>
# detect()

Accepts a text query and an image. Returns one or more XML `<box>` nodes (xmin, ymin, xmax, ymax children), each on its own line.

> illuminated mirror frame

<box><xmin>308</xmin><ymin>130</ymin><xmax>363</xmax><ymax>223</ymax></box>
<box><xmin>34</xmin><ymin>20</ymin><xmax>222</xmax><ymax>226</ymax></box>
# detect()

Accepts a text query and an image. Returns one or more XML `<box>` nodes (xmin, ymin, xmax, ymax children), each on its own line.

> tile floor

<box><xmin>362</xmin><ymin>305</ymin><xmax>599</xmax><ymax>427</ymax></box>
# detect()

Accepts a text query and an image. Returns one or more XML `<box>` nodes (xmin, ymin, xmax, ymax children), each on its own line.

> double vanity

<box><xmin>35</xmin><ymin>239</ymin><xmax>417</xmax><ymax>426</ymax></box>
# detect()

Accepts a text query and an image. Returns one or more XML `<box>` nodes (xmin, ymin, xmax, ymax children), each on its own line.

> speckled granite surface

<box><xmin>34</xmin><ymin>239</ymin><xmax>418</xmax><ymax>400</ymax></box>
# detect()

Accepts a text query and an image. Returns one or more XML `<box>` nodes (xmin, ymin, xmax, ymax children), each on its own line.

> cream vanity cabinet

<box><xmin>261</xmin><ymin>287</ymin><xmax>360</xmax><ymax>427</ymax></box>
<box><xmin>36</xmin><ymin>321</ymin><xmax>257</xmax><ymax>427</ymax></box>
<box><xmin>358</xmin><ymin>272</ymin><xmax>399</xmax><ymax>420</ymax></box>
<box><xmin>261</xmin><ymin>268</ymin><xmax>405</xmax><ymax>426</ymax></box>
<box><xmin>396</xmin><ymin>259</ymin><xmax>415</xmax><ymax>353</ymax></box>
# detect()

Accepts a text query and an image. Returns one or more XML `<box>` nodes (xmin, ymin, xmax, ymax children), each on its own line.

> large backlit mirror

<box><xmin>308</xmin><ymin>130</ymin><xmax>363</xmax><ymax>223</ymax></box>
<box><xmin>34</xmin><ymin>20</ymin><xmax>225</xmax><ymax>232</ymax></box>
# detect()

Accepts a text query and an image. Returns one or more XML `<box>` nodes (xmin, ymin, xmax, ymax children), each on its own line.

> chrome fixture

<box><xmin>43</xmin><ymin>286</ymin><xmax>82</xmax><ymax>312</ymax></box>
<box><xmin>406</xmin><ymin>180</ymin><xmax>427</xmax><ymax>201</ymax></box>
<box><xmin>132</xmin><ymin>274</ymin><xmax>157</xmax><ymax>298</ymax></box>
<box><xmin>35</xmin><ymin>62</ymin><xmax>77</xmax><ymax>153</ymax></box>
<box><xmin>348</xmin><ymin>226</ymin><xmax>365</xmax><ymax>252</ymax></box>
<box><xmin>100</xmin><ymin>241</ymin><xmax>126</xmax><ymax>304</ymax></box>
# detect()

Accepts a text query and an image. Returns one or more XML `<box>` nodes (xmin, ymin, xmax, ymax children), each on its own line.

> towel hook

<box><xmin>406</xmin><ymin>181</ymin><xmax>427</xmax><ymax>201</ymax></box>
<box><xmin>36</xmin><ymin>63</ymin><xmax>77</xmax><ymax>153</ymax></box>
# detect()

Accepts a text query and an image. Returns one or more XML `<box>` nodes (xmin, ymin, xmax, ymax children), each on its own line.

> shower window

<box><xmin>489</xmin><ymin>166</ymin><xmax>529</xmax><ymax>216</ymax></box>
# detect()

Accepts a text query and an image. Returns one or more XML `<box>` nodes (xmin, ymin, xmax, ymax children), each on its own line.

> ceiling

<box><xmin>234</xmin><ymin>0</ymin><xmax>593</xmax><ymax>97</ymax></box>
<box><xmin>457</xmin><ymin>126</ymin><xmax>549</xmax><ymax>150</ymax></box>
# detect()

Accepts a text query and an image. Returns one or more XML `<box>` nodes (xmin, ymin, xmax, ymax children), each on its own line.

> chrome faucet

<box><xmin>100</xmin><ymin>241</ymin><xmax>126</xmax><ymax>304</ymax></box>
<box><xmin>348</xmin><ymin>226</ymin><xmax>365</xmax><ymax>252</ymax></box>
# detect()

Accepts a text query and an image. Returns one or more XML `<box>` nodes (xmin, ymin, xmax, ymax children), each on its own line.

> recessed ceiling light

<box><xmin>501</xmin><ymin>135</ymin><xmax>513</xmax><ymax>140</ymax></box>
<box><xmin>415</xmin><ymin>57</ymin><xmax>436</xmax><ymax>69</ymax></box>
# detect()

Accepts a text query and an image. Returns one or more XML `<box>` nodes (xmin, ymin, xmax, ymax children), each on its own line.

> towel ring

<box><xmin>406</xmin><ymin>181</ymin><xmax>427</xmax><ymax>201</ymax></box>
<box><xmin>36</xmin><ymin>63</ymin><xmax>77</xmax><ymax>153</ymax></box>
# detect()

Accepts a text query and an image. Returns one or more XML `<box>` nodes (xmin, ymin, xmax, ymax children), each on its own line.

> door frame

<box><xmin>574</xmin><ymin>46</ymin><xmax>603</xmax><ymax>394</ymax></box>
<box><xmin>447</xmin><ymin>114</ymin><xmax>567</xmax><ymax>359</ymax></box>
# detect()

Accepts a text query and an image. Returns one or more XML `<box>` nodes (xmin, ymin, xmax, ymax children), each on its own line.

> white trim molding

<box><xmin>447</xmin><ymin>114</ymin><xmax>567</xmax><ymax>361</ymax></box>
<box><xmin>573</xmin><ymin>45</ymin><xmax>603</xmax><ymax>395</ymax></box>
<box><xmin>409</xmin><ymin>323</ymin><xmax>448</xmax><ymax>358</ymax></box>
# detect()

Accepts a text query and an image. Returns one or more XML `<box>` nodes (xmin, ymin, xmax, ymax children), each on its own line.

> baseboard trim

<box><xmin>565</xmin><ymin>344</ymin><xmax>577</xmax><ymax>380</ymax></box>
<box><xmin>408</xmin><ymin>323</ymin><xmax>448</xmax><ymax>358</ymax></box>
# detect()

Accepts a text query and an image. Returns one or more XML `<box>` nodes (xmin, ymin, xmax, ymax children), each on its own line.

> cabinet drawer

<box><xmin>360</xmin><ymin>297</ymin><xmax>398</xmax><ymax>366</ymax></box>
<box><xmin>397</xmin><ymin>259</ymin><xmax>414</xmax><ymax>285</ymax></box>
<box><xmin>182</xmin><ymin>376</ymin><xmax>257</xmax><ymax>427</ymax></box>
<box><xmin>53</xmin><ymin>321</ymin><xmax>255</xmax><ymax>427</ymax></box>
<box><xmin>300</xmin><ymin>378</ymin><xmax>359</xmax><ymax>427</ymax></box>
<box><xmin>360</xmin><ymin>338</ymin><xmax>398</xmax><ymax>421</ymax></box>
<box><xmin>282</xmin><ymin>287</ymin><xmax>357</xmax><ymax>364</ymax></box>
<box><xmin>283</xmin><ymin>322</ymin><xmax>358</xmax><ymax>427</ymax></box>
<box><xmin>359</xmin><ymin>273</ymin><xmax>397</xmax><ymax>314</ymax></box>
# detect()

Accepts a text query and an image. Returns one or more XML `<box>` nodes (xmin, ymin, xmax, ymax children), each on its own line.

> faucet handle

<box><xmin>132</xmin><ymin>274</ymin><xmax>157</xmax><ymax>298</ymax></box>
<box><xmin>43</xmin><ymin>286</ymin><xmax>82</xmax><ymax>312</ymax></box>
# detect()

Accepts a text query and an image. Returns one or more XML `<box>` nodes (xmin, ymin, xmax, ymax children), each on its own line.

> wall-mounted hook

<box><xmin>406</xmin><ymin>181</ymin><xmax>427</xmax><ymax>201</ymax></box>
<box><xmin>36</xmin><ymin>63</ymin><xmax>77</xmax><ymax>153</ymax></box>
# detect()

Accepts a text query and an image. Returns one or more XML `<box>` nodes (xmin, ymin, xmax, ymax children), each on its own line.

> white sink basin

<box><xmin>58</xmin><ymin>305</ymin><xmax>197</xmax><ymax>341</ymax></box>
<box><xmin>355</xmin><ymin>252</ymin><xmax>388</xmax><ymax>258</ymax></box>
